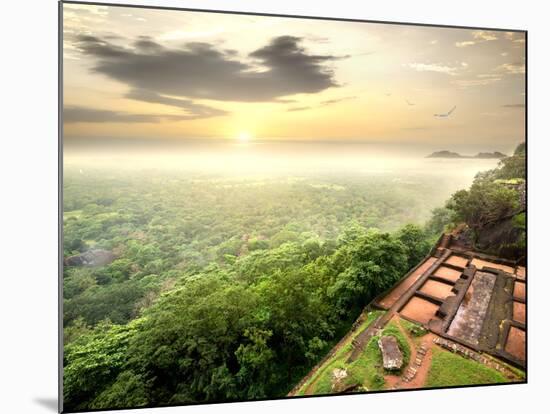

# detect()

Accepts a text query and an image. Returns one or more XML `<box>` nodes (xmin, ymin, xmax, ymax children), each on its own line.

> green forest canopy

<box><xmin>63</xmin><ymin>144</ymin><xmax>525</xmax><ymax>410</ymax></box>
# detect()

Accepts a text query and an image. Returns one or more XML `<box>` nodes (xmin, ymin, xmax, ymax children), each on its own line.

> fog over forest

<box><xmin>61</xmin><ymin>3</ymin><xmax>524</xmax><ymax>409</ymax></box>
<box><xmin>65</xmin><ymin>139</ymin><xmax>500</xmax><ymax>183</ymax></box>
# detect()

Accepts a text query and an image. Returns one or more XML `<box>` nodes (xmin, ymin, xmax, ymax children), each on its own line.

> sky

<box><xmin>62</xmin><ymin>2</ymin><xmax>526</xmax><ymax>153</ymax></box>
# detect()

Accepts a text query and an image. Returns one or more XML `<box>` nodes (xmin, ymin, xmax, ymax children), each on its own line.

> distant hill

<box><xmin>427</xmin><ymin>150</ymin><xmax>507</xmax><ymax>159</ymax></box>
<box><xmin>426</xmin><ymin>150</ymin><xmax>462</xmax><ymax>158</ymax></box>
<box><xmin>474</xmin><ymin>151</ymin><xmax>508</xmax><ymax>159</ymax></box>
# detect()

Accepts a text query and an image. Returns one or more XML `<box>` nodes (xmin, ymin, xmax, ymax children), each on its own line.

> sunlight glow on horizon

<box><xmin>237</xmin><ymin>131</ymin><xmax>252</xmax><ymax>143</ymax></box>
<box><xmin>62</xmin><ymin>3</ymin><xmax>525</xmax><ymax>150</ymax></box>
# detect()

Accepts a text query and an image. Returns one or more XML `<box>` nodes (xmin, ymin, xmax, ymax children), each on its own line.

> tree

<box><xmin>396</xmin><ymin>224</ymin><xmax>432</xmax><ymax>269</ymax></box>
<box><xmin>248</xmin><ymin>238</ymin><xmax>270</xmax><ymax>251</ymax></box>
<box><xmin>65</xmin><ymin>165</ymin><xmax>497</xmax><ymax>409</ymax></box>
<box><xmin>64</xmin><ymin>320</ymin><xmax>141</xmax><ymax>411</ymax></box>
<box><xmin>514</xmin><ymin>142</ymin><xmax>525</xmax><ymax>156</ymax></box>
<box><xmin>253</xmin><ymin>267</ymin><xmax>331</xmax><ymax>386</ymax></box>
<box><xmin>125</xmin><ymin>271</ymin><xmax>258</xmax><ymax>404</ymax></box>
<box><xmin>64</xmin><ymin>281</ymin><xmax>144</xmax><ymax>325</ymax></box>
<box><xmin>63</xmin><ymin>317</ymin><xmax>90</xmax><ymax>345</ymax></box>
<box><xmin>328</xmin><ymin>230</ymin><xmax>408</xmax><ymax>316</ymax></box>
<box><xmin>90</xmin><ymin>371</ymin><xmax>148</xmax><ymax>410</ymax></box>
<box><xmin>425</xmin><ymin>207</ymin><xmax>454</xmax><ymax>236</ymax></box>
<box><xmin>446</xmin><ymin>180</ymin><xmax>519</xmax><ymax>235</ymax></box>
<box><xmin>63</xmin><ymin>268</ymin><xmax>96</xmax><ymax>299</ymax></box>
<box><xmin>235</xmin><ymin>328</ymin><xmax>276</xmax><ymax>399</ymax></box>
<box><xmin>476</xmin><ymin>142</ymin><xmax>526</xmax><ymax>181</ymax></box>
<box><xmin>494</xmin><ymin>155</ymin><xmax>526</xmax><ymax>180</ymax></box>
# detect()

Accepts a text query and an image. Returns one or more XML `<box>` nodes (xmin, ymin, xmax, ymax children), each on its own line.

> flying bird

<box><xmin>406</xmin><ymin>99</ymin><xmax>415</xmax><ymax>106</ymax></box>
<box><xmin>434</xmin><ymin>105</ymin><xmax>456</xmax><ymax>118</ymax></box>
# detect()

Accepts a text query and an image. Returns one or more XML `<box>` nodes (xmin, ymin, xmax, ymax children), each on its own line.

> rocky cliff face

<box><xmin>445</xmin><ymin>143</ymin><xmax>526</xmax><ymax>263</ymax></box>
<box><xmin>476</xmin><ymin>218</ymin><xmax>525</xmax><ymax>262</ymax></box>
<box><xmin>450</xmin><ymin>207</ymin><xmax>525</xmax><ymax>263</ymax></box>
<box><xmin>477</xmin><ymin>180</ymin><xmax>525</xmax><ymax>261</ymax></box>
<box><xmin>64</xmin><ymin>249</ymin><xmax>116</xmax><ymax>267</ymax></box>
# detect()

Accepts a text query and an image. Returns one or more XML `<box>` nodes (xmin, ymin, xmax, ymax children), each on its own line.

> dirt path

<box><xmin>304</xmin><ymin>370</ymin><xmax>323</xmax><ymax>395</ymax></box>
<box><xmin>291</xmin><ymin>313</ymin><xmax>371</xmax><ymax>396</ymax></box>
<box><xmin>301</xmin><ymin>337</ymin><xmax>353</xmax><ymax>395</ymax></box>
<box><xmin>404</xmin><ymin>333</ymin><xmax>435</xmax><ymax>389</ymax></box>
<box><xmin>349</xmin><ymin>250</ymin><xmax>451</xmax><ymax>362</ymax></box>
<box><xmin>304</xmin><ymin>354</ymin><xmax>341</xmax><ymax>395</ymax></box>
<box><xmin>395</xmin><ymin>316</ymin><xmax>417</xmax><ymax>363</ymax></box>
<box><xmin>384</xmin><ymin>373</ymin><xmax>401</xmax><ymax>389</ymax></box>
<box><xmin>294</xmin><ymin>251</ymin><xmax>453</xmax><ymax>395</ymax></box>
<box><xmin>383</xmin><ymin>316</ymin><xmax>417</xmax><ymax>388</ymax></box>
<box><xmin>383</xmin><ymin>316</ymin><xmax>435</xmax><ymax>390</ymax></box>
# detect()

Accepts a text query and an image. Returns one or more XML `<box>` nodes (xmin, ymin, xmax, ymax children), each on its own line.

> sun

<box><xmin>237</xmin><ymin>131</ymin><xmax>252</xmax><ymax>142</ymax></box>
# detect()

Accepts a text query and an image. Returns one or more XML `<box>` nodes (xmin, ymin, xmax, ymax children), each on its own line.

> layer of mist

<box><xmin>65</xmin><ymin>139</ymin><xmax>500</xmax><ymax>186</ymax></box>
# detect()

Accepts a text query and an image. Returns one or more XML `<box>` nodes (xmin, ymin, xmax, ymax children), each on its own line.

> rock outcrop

<box><xmin>378</xmin><ymin>335</ymin><xmax>403</xmax><ymax>370</ymax></box>
<box><xmin>64</xmin><ymin>249</ymin><xmax>116</xmax><ymax>267</ymax></box>
<box><xmin>330</xmin><ymin>368</ymin><xmax>349</xmax><ymax>393</ymax></box>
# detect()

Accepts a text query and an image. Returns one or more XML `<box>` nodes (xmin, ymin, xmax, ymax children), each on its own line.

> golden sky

<box><xmin>63</xmin><ymin>2</ymin><xmax>526</xmax><ymax>151</ymax></box>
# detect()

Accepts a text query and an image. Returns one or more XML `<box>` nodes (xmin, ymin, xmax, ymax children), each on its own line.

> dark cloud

<box><xmin>287</xmin><ymin>106</ymin><xmax>313</xmax><ymax>112</ymax></box>
<box><xmin>63</xmin><ymin>105</ymin><xmax>222</xmax><ymax>123</ymax></box>
<box><xmin>502</xmin><ymin>103</ymin><xmax>525</xmax><ymax>108</ymax></box>
<box><xmin>125</xmin><ymin>89</ymin><xmax>228</xmax><ymax>118</ymax></box>
<box><xmin>320</xmin><ymin>96</ymin><xmax>358</xmax><ymax>106</ymax></box>
<box><xmin>287</xmin><ymin>96</ymin><xmax>357</xmax><ymax>112</ymax></box>
<box><xmin>75</xmin><ymin>34</ymin><xmax>344</xmax><ymax>102</ymax></box>
<box><xmin>133</xmin><ymin>37</ymin><xmax>163</xmax><ymax>52</ymax></box>
<box><xmin>76</xmin><ymin>35</ymin><xmax>130</xmax><ymax>58</ymax></box>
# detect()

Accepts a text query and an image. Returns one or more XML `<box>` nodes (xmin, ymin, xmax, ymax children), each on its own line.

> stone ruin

<box><xmin>330</xmin><ymin>368</ymin><xmax>349</xmax><ymax>393</ymax></box>
<box><xmin>378</xmin><ymin>335</ymin><xmax>403</xmax><ymax>370</ymax></box>
<box><xmin>64</xmin><ymin>249</ymin><xmax>116</xmax><ymax>267</ymax></box>
<box><xmin>374</xmin><ymin>234</ymin><xmax>526</xmax><ymax>368</ymax></box>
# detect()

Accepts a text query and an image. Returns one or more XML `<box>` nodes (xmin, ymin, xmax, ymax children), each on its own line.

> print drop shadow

<box><xmin>33</xmin><ymin>397</ymin><xmax>58</xmax><ymax>412</ymax></box>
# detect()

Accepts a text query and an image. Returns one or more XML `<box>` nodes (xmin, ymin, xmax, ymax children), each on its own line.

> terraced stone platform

<box><xmin>291</xmin><ymin>233</ymin><xmax>526</xmax><ymax>398</ymax></box>
<box><xmin>373</xmin><ymin>234</ymin><xmax>526</xmax><ymax>368</ymax></box>
<box><xmin>447</xmin><ymin>271</ymin><xmax>496</xmax><ymax>346</ymax></box>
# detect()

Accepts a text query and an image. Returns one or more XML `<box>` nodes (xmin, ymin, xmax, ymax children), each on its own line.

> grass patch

<box><xmin>310</xmin><ymin>335</ymin><xmax>386</xmax><ymax>393</ymax></box>
<box><xmin>379</xmin><ymin>322</ymin><xmax>411</xmax><ymax>373</ymax></box>
<box><xmin>63</xmin><ymin>210</ymin><xmax>83</xmax><ymax>220</ymax></box>
<box><xmin>345</xmin><ymin>336</ymin><xmax>385</xmax><ymax>390</ymax></box>
<box><xmin>310</xmin><ymin>360</ymin><xmax>346</xmax><ymax>394</ymax></box>
<box><xmin>494</xmin><ymin>178</ymin><xmax>525</xmax><ymax>185</ymax></box>
<box><xmin>483</xmin><ymin>354</ymin><xmax>526</xmax><ymax>380</ymax></box>
<box><xmin>426</xmin><ymin>347</ymin><xmax>508</xmax><ymax>388</ymax></box>
<box><xmin>349</xmin><ymin>310</ymin><xmax>385</xmax><ymax>344</ymax></box>
<box><xmin>294</xmin><ymin>310</ymin><xmax>384</xmax><ymax>395</ymax></box>
<box><xmin>399</xmin><ymin>318</ymin><xmax>428</xmax><ymax>338</ymax></box>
